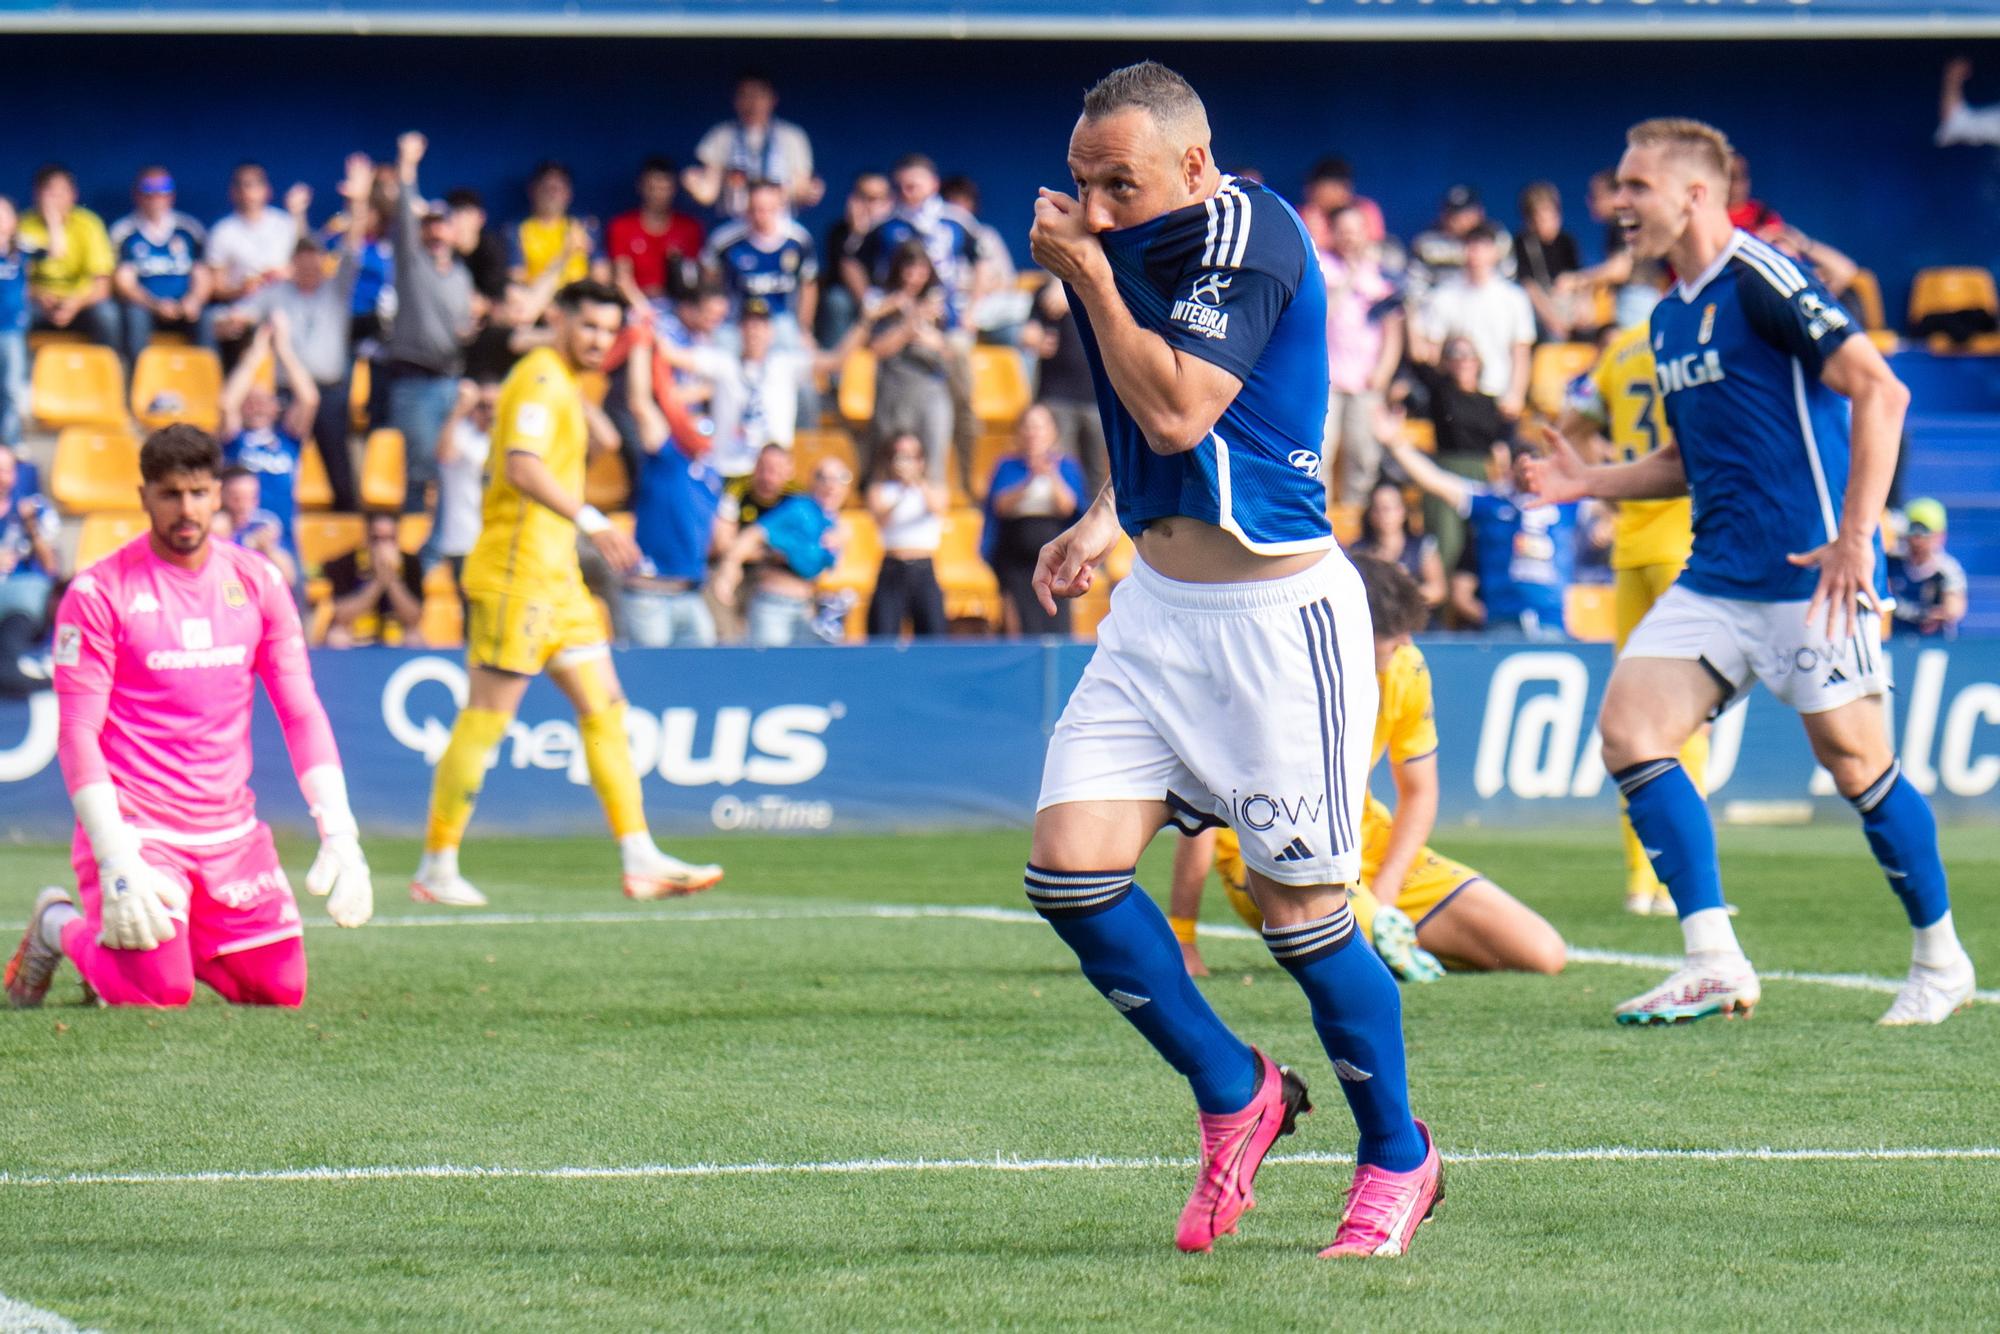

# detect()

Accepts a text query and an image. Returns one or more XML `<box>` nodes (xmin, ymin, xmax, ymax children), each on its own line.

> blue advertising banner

<box><xmin>0</xmin><ymin>0</ymin><xmax>1993</xmax><ymax>37</ymax></box>
<box><xmin>2</xmin><ymin>639</ymin><xmax>1996</xmax><ymax>839</ymax></box>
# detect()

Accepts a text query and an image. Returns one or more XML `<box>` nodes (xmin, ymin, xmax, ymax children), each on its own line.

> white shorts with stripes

<box><xmin>1623</xmin><ymin>583</ymin><xmax>1891</xmax><ymax>716</ymax></box>
<box><xmin>1037</xmin><ymin>552</ymin><xmax>1376</xmax><ymax>887</ymax></box>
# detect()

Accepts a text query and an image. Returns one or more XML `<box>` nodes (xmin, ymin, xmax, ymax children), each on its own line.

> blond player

<box><xmin>410</xmin><ymin>280</ymin><xmax>721</xmax><ymax>905</ymax></box>
<box><xmin>1560</xmin><ymin>319</ymin><xmax>1706</xmax><ymax>916</ymax></box>
<box><xmin>7</xmin><ymin>426</ymin><xmax>371</xmax><ymax>1010</ymax></box>
<box><xmin>1173</xmin><ymin>555</ymin><xmax>1565</xmax><ymax>977</ymax></box>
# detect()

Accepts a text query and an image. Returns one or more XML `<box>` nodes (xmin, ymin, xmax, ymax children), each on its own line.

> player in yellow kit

<box><xmin>1172</xmin><ymin>555</ymin><xmax>1565</xmax><ymax>976</ymax></box>
<box><xmin>411</xmin><ymin>280</ymin><xmax>722</xmax><ymax>906</ymax></box>
<box><xmin>1560</xmin><ymin>318</ymin><xmax>1706</xmax><ymax>916</ymax></box>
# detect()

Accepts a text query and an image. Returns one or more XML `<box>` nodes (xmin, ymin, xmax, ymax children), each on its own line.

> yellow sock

<box><xmin>424</xmin><ymin>706</ymin><xmax>512</xmax><ymax>854</ymax></box>
<box><xmin>1168</xmin><ymin>914</ymin><xmax>1200</xmax><ymax>945</ymax></box>
<box><xmin>1347</xmin><ymin>883</ymin><xmax>1382</xmax><ymax>942</ymax></box>
<box><xmin>578</xmin><ymin>702</ymin><xmax>647</xmax><ymax>840</ymax></box>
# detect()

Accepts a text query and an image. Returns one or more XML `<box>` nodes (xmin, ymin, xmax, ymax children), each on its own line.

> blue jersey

<box><xmin>756</xmin><ymin>494</ymin><xmax>839</xmax><ymax>580</ymax></box>
<box><xmin>109</xmin><ymin>213</ymin><xmax>206</xmax><ymax>302</ymax></box>
<box><xmin>223</xmin><ymin>427</ymin><xmax>302</xmax><ymax>560</ymax></box>
<box><xmin>1650</xmin><ymin>230</ymin><xmax>1876</xmax><ymax>603</ymax></box>
<box><xmin>0</xmin><ymin>247</ymin><xmax>30</xmax><ymax>332</ymax></box>
<box><xmin>704</xmin><ymin>222</ymin><xmax>818</xmax><ymax>320</ymax></box>
<box><xmin>1463</xmin><ymin>487</ymin><xmax>1577</xmax><ymax>626</ymax></box>
<box><xmin>1068</xmin><ymin>176</ymin><xmax>1332</xmax><ymax>554</ymax></box>
<box><xmin>859</xmin><ymin>200</ymin><xmax>981</xmax><ymax>325</ymax></box>
<box><xmin>633</xmin><ymin>442</ymin><xmax>725</xmax><ymax>583</ymax></box>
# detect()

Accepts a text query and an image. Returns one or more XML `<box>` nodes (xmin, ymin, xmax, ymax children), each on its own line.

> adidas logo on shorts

<box><xmin>1274</xmin><ymin>837</ymin><xmax>1314</xmax><ymax>864</ymax></box>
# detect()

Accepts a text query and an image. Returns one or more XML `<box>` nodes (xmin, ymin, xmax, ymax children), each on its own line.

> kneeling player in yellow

<box><xmin>411</xmin><ymin>280</ymin><xmax>722</xmax><ymax>906</ymax></box>
<box><xmin>1171</xmin><ymin>555</ymin><xmax>1565</xmax><ymax>976</ymax></box>
<box><xmin>1560</xmin><ymin>319</ymin><xmax>1706</xmax><ymax>916</ymax></box>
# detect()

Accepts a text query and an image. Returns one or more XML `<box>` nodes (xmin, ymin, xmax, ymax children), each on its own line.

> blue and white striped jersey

<box><xmin>703</xmin><ymin>220</ymin><xmax>818</xmax><ymax>320</ymax></box>
<box><xmin>1069</xmin><ymin>175</ymin><xmax>1332</xmax><ymax>554</ymax></box>
<box><xmin>1649</xmin><ymin>229</ymin><xmax>1880</xmax><ymax>603</ymax></box>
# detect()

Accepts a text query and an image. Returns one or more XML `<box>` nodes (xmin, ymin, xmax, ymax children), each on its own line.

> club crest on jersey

<box><xmin>1656</xmin><ymin>348</ymin><xmax>1726</xmax><ymax>395</ymax></box>
<box><xmin>1171</xmin><ymin>272</ymin><xmax>1232</xmax><ymax>340</ymax></box>
<box><xmin>1698</xmin><ymin>303</ymin><xmax>1717</xmax><ymax>345</ymax></box>
<box><xmin>53</xmin><ymin>624</ymin><xmax>80</xmax><ymax>667</ymax></box>
<box><xmin>223</xmin><ymin>580</ymin><xmax>247</xmax><ymax>609</ymax></box>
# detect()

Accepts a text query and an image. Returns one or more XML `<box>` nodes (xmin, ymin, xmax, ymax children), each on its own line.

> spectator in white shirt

<box><xmin>433</xmin><ymin>377</ymin><xmax>494</xmax><ymax>593</ymax></box>
<box><xmin>1412</xmin><ymin>224</ymin><xmax>1534</xmax><ymax>418</ymax></box>
<box><xmin>1938</xmin><ymin>57</ymin><xmax>2000</xmax><ymax>145</ymax></box>
<box><xmin>684</xmin><ymin>72</ymin><xmax>824</xmax><ymax>219</ymax></box>
<box><xmin>206</xmin><ymin>162</ymin><xmax>304</xmax><ymax>309</ymax></box>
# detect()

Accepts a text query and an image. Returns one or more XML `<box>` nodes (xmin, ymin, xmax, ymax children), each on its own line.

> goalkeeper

<box><xmin>6</xmin><ymin>425</ymin><xmax>371</xmax><ymax>1010</ymax></box>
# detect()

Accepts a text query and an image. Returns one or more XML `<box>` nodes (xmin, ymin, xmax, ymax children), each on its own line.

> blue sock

<box><xmin>1025</xmin><ymin>865</ymin><xmax>1259</xmax><ymax>1115</ymax></box>
<box><xmin>1264</xmin><ymin>906</ymin><xmax>1427</xmax><ymax>1173</ymax></box>
<box><xmin>1615</xmin><ymin>759</ymin><xmax>1725</xmax><ymax>919</ymax></box>
<box><xmin>1850</xmin><ymin>762</ymin><xmax>1951</xmax><ymax>929</ymax></box>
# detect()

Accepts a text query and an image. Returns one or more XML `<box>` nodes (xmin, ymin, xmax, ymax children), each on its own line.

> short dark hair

<box><xmin>529</xmin><ymin>160</ymin><xmax>572</xmax><ymax>187</ymax></box>
<box><xmin>141</xmin><ymin>426</ymin><xmax>223</xmax><ymax>484</ymax></box>
<box><xmin>31</xmin><ymin>163</ymin><xmax>73</xmax><ymax>195</ymax></box>
<box><xmin>746</xmin><ymin>177</ymin><xmax>785</xmax><ymax>198</ymax></box>
<box><xmin>638</xmin><ymin>154</ymin><xmax>678</xmax><ymax>178</ymax></box>
<box><xmin>219</xmin><ymin>464</ymin><xmax>255</xmax><ymax>485</ymax></box>
<box><xmin>1081</xmin><ymin>61</ymin><xmax>1207</xmax><ymax>136</ymax></box>
<box><xmin>940</xmin><ymin>174</ymin><xmax>979</xmax><ymax>211</ymax></box>
<box><xmin>892</xmin><ymin>153</ymin><xmax>937</xmax><ymax>178</ymax></box>
<box><xmin>735</xmin><ymin>69</ymin><xmax>774</xmax><ymax>91</ymax></box>
<box><xmin>1307</xmin><ymin>156</ymin><xmax>1354</xmax><ymax>187</ymax></box>
<box><xmin>364</xmin><ymin>509</ymin><xmax>400</xmax><ymax>532</ymax></box>
<box><xmin>1465</xmin><ymin>221</ymin><xmax>1501</xmax><ymax>246</ymax></box>
<box><xmin>445</xmin><ymin>187</ymin><xmax>484</xmax><ymax>212</ymax></box>
<box><xmin>231</xmin><ymin>161</ymin><xmax>267</xmax><ymax>182</ymax></box>
<box><xmin>1350</xmin><ymin>553</ymin><xmax>1429</xmax><ymax>639</ymax></box>
<box><xmin>554</xmin><ymin>278</ymin><xmax>625</xmax><ymax>313</ymax></box>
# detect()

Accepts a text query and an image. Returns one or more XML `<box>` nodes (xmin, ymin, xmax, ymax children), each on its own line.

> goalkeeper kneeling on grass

<box><xmin>1169</xmin><ymin>554</ymin><xmax>1565</xmax><ymax>981</ymax></box>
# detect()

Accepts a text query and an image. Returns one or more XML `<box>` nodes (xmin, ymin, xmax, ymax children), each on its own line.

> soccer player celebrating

<box><xmin>5</xmin><ymin>426</ymin><xmax>372</xmax><ymax>1010</ymax></box>
<box><xmin>411</xmin><ymin>281</ymin><xmax>722</xmax><ymax>907</ymax></box>
<box><xmin>1559</xmin><ymin>319</ymin><xmax>1710</xmax><ymax>917</ymax></box>
<box><xmin>1526</xmin><ymin>118</ymin><xmax>1977</xmax><ymax>1026</ymax></box>
<box><xmin>1026</xmin><ymin>62</ymin><xmax>1440</xmax><ymax>1259</ymax></box>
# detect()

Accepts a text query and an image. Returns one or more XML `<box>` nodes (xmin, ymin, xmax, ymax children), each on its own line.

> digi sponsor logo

<box><xmin>1655</xmin><ymin>349</ymin><xmax>1726</xmax><ymax>395</ymax></box>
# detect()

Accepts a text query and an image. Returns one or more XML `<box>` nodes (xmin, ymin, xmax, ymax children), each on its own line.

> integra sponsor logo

<box><xmin>1170</xmin><ymin>271</ymin><xmax>1232</xmax><ymax>340</ymax></box>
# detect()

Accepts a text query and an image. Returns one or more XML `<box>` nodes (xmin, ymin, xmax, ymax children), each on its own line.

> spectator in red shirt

<box><xmin>1725</xmin><ymin>154</ymin><xmax>1784</xmax><ymax>240</ymax></box>
<box><xmin>608</xmin><ymin>157</ymin><xmax>704</xmax><ymax>306</ymax></box>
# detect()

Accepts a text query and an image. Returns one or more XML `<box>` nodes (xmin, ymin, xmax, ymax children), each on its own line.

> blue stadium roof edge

<box><xmin>2</xmin><ymin>0</ymin><xmax>2000</xmax><ymax>40</ymax></box>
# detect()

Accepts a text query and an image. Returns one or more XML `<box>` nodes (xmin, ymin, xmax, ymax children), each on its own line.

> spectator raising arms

<box><xmin>384</xmin><ymin>132</ymin><xmax>475</xmax><ymax>516</ymax></box>
<box><xmin>109</xmin><ymin>166</ymin><xmax>213</xmax><ymax>368</ymax></box>
<box><xmin>622</xmin><ymin>335</ymin><xmax>725</xmax><ymax>648</ymax></box>
<box><xmin>0</xmin><ymin>200</ymin><xmax>29</xmax><ymax>448</ymax></box>
<box><xmin>19</xmin><ymin>164</ymin><xmax>118</xmax><ymax>348</ymax></box>
<box><xmin>220</xmin><ymin>314</ymin><xmax>317</xmax><ymax>582</ymax></box>
<box><xmin>684</xmin><ymin>71</ymin><xmax>824</xmax><ymax>219</ymax></box>
<box><xmin>865</xmin><ymin>431</ymin><xmax>950</xmax><ymax>640</ymax></box>
<box><xmin>981</xmin><ymin>403</ymin><xmax>1084</xmax><ymax>636</ymax></box>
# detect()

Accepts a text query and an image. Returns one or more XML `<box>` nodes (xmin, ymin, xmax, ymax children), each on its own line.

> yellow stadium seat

<box><xmin>793</xmin><ymin>429</ymin><xmax>860</xmax><ymax>483</ymax></box>
<box><xmin>837</xmin><ymin>350</ymin><xmax>877</xmax><ymax>422</ymax></box>
<box><xmin>1072</xmin><ymin>579</ymin><xmax>1112</xmax><ymax>640</ymax></box>
<box><xmin>970</xmin><ymin>345</ymin><xmax>1031</xmax><ymax>424</ymax></box>
<box><xmin>1845</xmin><ymin>269</ymin><xmax>1886</xmax><ymax>332</ymax></box>
<box><xmin>970</xmin><ymin>433</ymin><xmax>1014</xmax><ymax>500</ymax></box>
<box><xmin>1565</xmin><ymin>583</ymin><xmax>1617</xmax><ymax>643</ymax></box>
<box><xmin>27</xmin><ymin>329</ymin><xmax>86</xmax><ymax>355</ymax></box>
<box><xmin>1331</xmin><ymin>502</ymin><xmax>1365</xmax><ymax>548</ymax></box>
<box><xmin>297</xmin><ymin>514</ymin><xmax>364</xmax><ymax>573</ymax></box>
<box><xmin>397</xmin><ymin>514</ymin><xmax>433</xmax><ymax>554</ymax></box>
<box><xmin>420</xmin><ymin>586</ymin><xmax>464</xmax><ymax>648</ymax></box>
<box><xmin>31</xmin><ymin>344</ymin><xmax>126</xmax><ymax>429</ymax></box>
<box><xmin>1400</xmin><ymin>416</ymin><xmax>1436</xmax><ymax>454</ymax></box>
<box><xmin>130</xmin><ymin>346</ymin><xmax>222</xmax><ymax>432</ymax></box>
<box><xmin>74</xmin><ymin>511</ymin><xmax>149</xmax><ymax>568</ymax></box>
<box><xmin>348</xmin><ymin>359</ymin><xmax>371</xmax><ymax>433</ymax></box>
<box><xmin>937</xmin><ymin>507</ymin><xmax>1001</xmax><ymax>624</ymax></box>
<box><xmin>1909</xmin><ymin>267</ymin><xmax>1999</xmax><ymax>328</ymax></box>
<box><xmin>296</xmin><ymin>444</ymin><xmax>334</xmax><ymax>511</ymax></box>
<box><xmin>360</xmin><ymin>429</ymin><xmax>406</xmax><ymax>511</ymax></box>
<box><xmin>585</xmin><ymin>447</ymin><xmax>631</xmax><ymax>510</ymax></box>
<box><xmin>50</xmin><ymin>427</ymin><xmax>142</xmax><ymax>513</ymax></box>
<box><xmin>1867</xmin><ymin>330</ymin><xmax>1902</xmax><ymax>355</ymax></box>
<box><xmin>1528</xmin><ymin>342</ymin><xmax>1598</xmax><ymax>421</ymax></box>
<box><xmin>1102</xmin><ymin>533</ymin><xmax>1136</xmax><ymax>583</ymax></box>
<box><xmin>819</xmin><ymin>510</ymin><xmax>881</xmax><ymax>641</ymax></box>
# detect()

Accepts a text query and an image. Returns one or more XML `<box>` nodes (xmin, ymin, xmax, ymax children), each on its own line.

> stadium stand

<box><xmin>296</xmin><ymin>443</ymin><xmax>335</xmax><ymax>510</ymax></box>
<box><xmin>130</xmin><ymin>346</ymin><xmax>223</xmax><ymax>432</ymax></box>
<box><xmin>49</xmin><ymin>427</ymin><xmax>141</xmax><ymax>512</ymax></box>
<box><xmin>32</xmin><ymin>344</ymin><xmax>126</xmax><ymax>429</ymax></box>
<box><xmin>359</xmin><ymin>429</ymin><xmax>406</xmax><ymax>512</ymax></box>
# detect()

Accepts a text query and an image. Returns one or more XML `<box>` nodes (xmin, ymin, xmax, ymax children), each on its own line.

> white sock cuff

<box><xmin>1681</xmin><ymin>906</ymin><xmax>1743</xmax><ymax>960</ymax></box>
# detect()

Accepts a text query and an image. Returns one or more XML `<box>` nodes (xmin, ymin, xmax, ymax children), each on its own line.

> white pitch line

<box><xmin>3</xmin><ymin>1146</ymin><xmax>1999</xmax><ymax>1190</ymax></box>
<box><xmin>5</xmin><ymin>900</ymin><xmax>1994</xmax><ymax>1005</ymax></box>
<box><xmin>0</xmin><ymin>1290</ymin><xmax>94</xmax><ymax>1333</ymax></box>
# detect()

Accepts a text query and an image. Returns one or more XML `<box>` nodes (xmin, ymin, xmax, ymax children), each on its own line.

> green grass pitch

<box><xmin>2</xmin><ymin>824</ymin><xmax>1997</xmax><ymax>1330</ymax></box>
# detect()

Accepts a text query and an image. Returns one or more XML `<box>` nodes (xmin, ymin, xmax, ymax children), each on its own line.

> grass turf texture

<box><xmin>2</xmin><ymin>825</ymin><xmax>1998</xmax><ymax>1331</ymax></box>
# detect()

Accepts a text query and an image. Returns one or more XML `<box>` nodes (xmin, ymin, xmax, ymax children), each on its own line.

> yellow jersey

<box><xmin>512</xmin><ymin>217</ymin><xmax>592</xmax><ymax>286</ymax></box>
<box><xmin>19</xmin><ymin>208</ymin><xmax>115</xmax><ymax>299</ymax></box>
<box><xmin>1583</xmin><ymin>322</ymin><xmax>1693</xmax><ymax>572</ymax></box>
<box><xmin>1361</xmin><ymin>643</ymin><xmax>1439</xmax><ymax>838</ymax></box>
<box><xmin>462</xmin><ymin>347</ymin><xmax>588</xmax><ymax>595</ymax></box>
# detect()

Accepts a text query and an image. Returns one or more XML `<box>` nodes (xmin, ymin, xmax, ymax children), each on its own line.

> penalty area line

<box><xmin>3</xmin><ymin>1146</ymin><xmax>2000</xmax><ymax>1190</ymax></box>
<box><xmin>0</xmin><ymin>1289</ymin><xmax>97</xmax><ymax>1333</ymax></box>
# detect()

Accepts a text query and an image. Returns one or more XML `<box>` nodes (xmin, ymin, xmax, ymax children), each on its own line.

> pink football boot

<box><xmin>1175</xmin><ymin>1050</ymin><xmax>1312</xmax><ymax>1253</ymax></box>
<box><xmin>1319</xmin><ymin>1118</ymin><xmax>1443</xmax><ymax>1258</ymax></box>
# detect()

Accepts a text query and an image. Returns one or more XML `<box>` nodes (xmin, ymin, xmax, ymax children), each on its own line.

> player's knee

<box><xmin>101</xmin><ymin>969</ymin><xmax>196</xmax><ymax>1008</ymax></box>
<box><xmin>237</xmin><ymin>950</ymin><xmax>308</xmax><ymax>1008</ymax></box>
<box><xmin>1518</xmin><ymin>929</ymin><xmax>1567</xmax><ymax>976</ymax></box>
<box><xmin>1022</xmin><ymin>862</ymin><xmax>1133</xmax><ymax>919</ymax></box>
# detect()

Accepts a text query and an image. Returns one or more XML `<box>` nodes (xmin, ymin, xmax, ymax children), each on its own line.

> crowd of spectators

<box><xmin>0</xmin><ymin>64</ymin><xmax>1975</xmax><ymax>662</ymax></box>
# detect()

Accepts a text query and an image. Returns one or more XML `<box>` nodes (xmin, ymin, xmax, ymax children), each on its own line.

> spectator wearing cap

<box><xmin>684</xmin><ymin>71</ymin><xmax>824</xmax><ymax>219</ymax></box>
<box><xmin>608</xmin><ymin>157</ymin><xmax>705</xmax><ymax>306</ymax></box>
<box><xmin>1408</xmin><ymin>184</ymin><xmax>1513</xmax><ymax>306</ymax></box>
<box><xmin>702</xmin><ymin>178</ymin><xmax>819</xmax><ymax>351</ymax></box>
<box><xmin>509</xmin><ymin>161</ymin><xmax>597</xmax><ymax>290</ymax></box>
<box><xmin>1319</xmin><ymin>202</ymin><xmax>1403</xmax><ymax>505</ymax></box>
<box><xmin>384</xmin><ymin>133</ymin><xmax>475</xmax><ymax>516</ymax></box>
<box><xmin>18</xmin><ymin>165</ymin><xmax>118</xmax><ymax>349</ymax></box>
<box><xmin>206</xmin><ymin>161</ymin><xmax>304</xmax><ymax>311</ymax></box>
<box><xmin>109</xmin><ymin>166</ymin><xmax>213</xmax><ymax>368</ymax></box>
<box><xmin>1512</xmin><ymin>182</ymin><xmax>1583</xmax><ymax>342</ymax></box>
<box><xmin>1412</xmin><ymin>223</ymin><xmax>1534</xmax><ymax>418</ymax></box>
<box><xmin>1889</xmin><ymin>499</ymin><xmax>1969</xmax><ymax>640</ymax></box>
<box><xmin>0</xmin><ymin>442</ymin><xmax>59</xmax><ymax>632</ymax></box>
<box><xmin>1384</xmin><ymin>427</ymin><xmax>1576</xmax><ymax>639</ymax></box>
<box><xmin>0</xmin><ymin>200</ymin><xmax>31</xmax><ymax>448</ymax></box>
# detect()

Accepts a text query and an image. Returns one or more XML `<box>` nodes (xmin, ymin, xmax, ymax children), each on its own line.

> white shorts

<box><xmin>1623</xmin><ymin>583</ymin><xmax>1890</xmax><ymax>715</ymax></box>
<box><xmin>1038</xmin><ymin>552</ymin><xmax>1377</xmax><ymax>887</ymax></box>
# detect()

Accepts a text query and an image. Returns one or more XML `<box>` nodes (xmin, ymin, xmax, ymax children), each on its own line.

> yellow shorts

<box><xmin>1215</xmin><ymin>826</ymin><xmax>1483</xmax><ymax>929</ymax></box>
<box><xmin>464</xmin><ymin>582</ymin><xmax>604</xmax><ymax>676</ymax></box>
<box><xmin>1613</xmin><ymin>562</ymin><xmax>1683</xmax><ymax>652</ymax></box>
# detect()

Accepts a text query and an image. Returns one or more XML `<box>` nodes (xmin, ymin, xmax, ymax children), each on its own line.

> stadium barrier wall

<box><xmin>2</xmin><ymin>639</ymin><xmax>1997</xmax><ymax>838</ymax></box>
